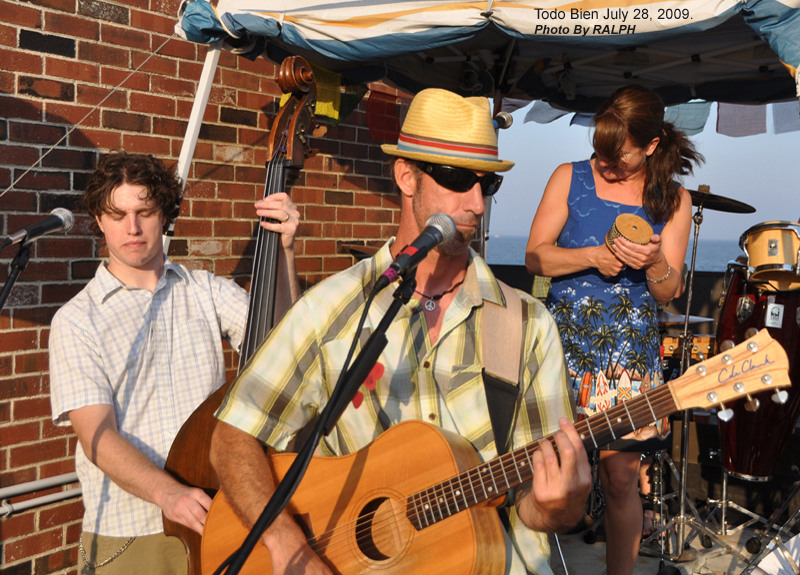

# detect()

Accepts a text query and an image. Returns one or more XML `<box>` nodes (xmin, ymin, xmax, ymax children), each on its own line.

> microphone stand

<box><xmin>0</xmin><ymin>242</ymin><xmax>33</xmax><ymax>313</ymax></box>
<box><xmin>216</xmin><ymin>273</ymin><xmax>418</xmax><ymax>575</ymax></box>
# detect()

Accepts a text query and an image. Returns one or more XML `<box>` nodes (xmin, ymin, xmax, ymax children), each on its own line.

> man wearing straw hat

<box><xmin>210</xmin><ymin>88</ymin><xmax>591</xmax><ymax>575</ymax></box>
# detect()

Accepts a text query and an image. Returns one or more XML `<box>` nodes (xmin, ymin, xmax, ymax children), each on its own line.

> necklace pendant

<box><xmin>424</xmin><ymin>299</ymin><xmax>436</xmax><ymax>312</ymax></box>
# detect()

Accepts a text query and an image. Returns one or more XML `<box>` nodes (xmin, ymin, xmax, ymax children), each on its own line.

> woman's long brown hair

<box><xmin>592</xmin><ymin>85</ymin><xmax>704</xmax><ymax>223</ymax></box>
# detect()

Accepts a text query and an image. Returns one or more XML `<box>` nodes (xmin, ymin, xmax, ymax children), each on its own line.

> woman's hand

<box><xmin>590</xmin><ymin>244</ymin><xmax>627</xmax><ymax>277</ymax></box>
<box><xmin>612</xmin><ymin>234</ymin><xmax>666</xmax><ymax>272</ymax></box>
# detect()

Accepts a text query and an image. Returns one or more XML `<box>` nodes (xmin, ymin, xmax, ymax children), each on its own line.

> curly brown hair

<box><xmin>84</xmin><ymin>152</ymin><xmax>182</xmax><ymax>233</ymax></box>
<box><xmin>592</xmin><ymin>85</ymin><xmax>704</xmax><ymax>223</ymax></box>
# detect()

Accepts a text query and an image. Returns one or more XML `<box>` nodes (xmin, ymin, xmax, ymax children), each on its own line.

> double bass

<box><xmin>162</xmin><ymin>56</ymin><xmax>325</xmax><ymax>574</ymax></box>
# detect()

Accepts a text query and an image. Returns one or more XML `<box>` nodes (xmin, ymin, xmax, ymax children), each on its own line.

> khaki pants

<box><xmin>79</xmin><ymin>532</ymin><xmax>187</xmax><ymax>575</ymax></box>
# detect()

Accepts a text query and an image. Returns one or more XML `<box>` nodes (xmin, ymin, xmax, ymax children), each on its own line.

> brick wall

<box><xmin>0</xmin><ymin>0</ymin><xmax>405</xmax><ymax>571</ymax></box>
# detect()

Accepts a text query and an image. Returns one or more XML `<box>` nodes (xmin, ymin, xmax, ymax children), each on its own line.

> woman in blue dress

<box><xmin>526</xmin><ymin>85</ymin><xmax>703</xmax><ymax>575</ymax></box>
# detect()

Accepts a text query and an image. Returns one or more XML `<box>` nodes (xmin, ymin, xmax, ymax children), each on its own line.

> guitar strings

<box><xmin>285</xmin><ymin>386</ymin><xmax>679</xmax><ymax>565</ymax></box>
<box><xmin>305</xmin><ymin>388</ymin><xmax>678</xmax><ymax>559</ymax></box>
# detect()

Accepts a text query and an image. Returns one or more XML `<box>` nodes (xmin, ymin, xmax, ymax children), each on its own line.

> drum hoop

<box><xmin>727</xmin><ymin>469</ymin><xmax>771</xmax><ymax>482</ymax></box>
<box><xmin>751</xmin><ymin>263</ymin><xmax>800</xmax><ymax>275</ymax></box>
<box><xmin>739</xmin><ymin>221</ymin><xmax>800</xmax><ymax>250</ymax></box>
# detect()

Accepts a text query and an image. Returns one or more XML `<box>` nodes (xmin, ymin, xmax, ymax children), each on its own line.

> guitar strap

<box><xmin>481</xmin><ymin>279</ymin><xmax>523</xmax><ymax>458</ymax></box>
<box><xmin>482</xmin><ymin>280</ymin><xmax>524</xmax><ymax>528</ymax></box>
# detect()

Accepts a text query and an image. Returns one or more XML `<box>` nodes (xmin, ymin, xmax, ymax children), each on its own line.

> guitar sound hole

<box><xmin>356</xmin><ymin>498</ymin><xmax>391</xmax><ymax>561</ymax></box>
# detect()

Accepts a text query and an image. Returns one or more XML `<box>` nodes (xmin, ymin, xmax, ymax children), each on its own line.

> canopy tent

<box><xmin>176</xmin><ymin>0</ymin><xmax>800</xmax><ymax>113</ymax></box>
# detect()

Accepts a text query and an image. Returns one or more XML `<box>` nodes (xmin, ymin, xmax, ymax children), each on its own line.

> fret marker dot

<box><xmin>424</xmin><ymin>504</ymin><xmax>429</xmax><ymax>510</ymax></box>
<box><xmin>580</xmin><ymin>434</ymin><xmax>586</xmax><ymax>440</ymax></box>
<box><xmin>456</xmin><ymin>490</ymin><xmax>461</xmax><ymax>496</ymax></box>
<box><xmin>616</xmin><ymin>417</ymin><xmax>622</xmax><ymax>423</ymax></box>
<box><xmin>438</xmin><ymin>497</ymin><xmax>444</xmax><ymax>504</ymax></box>
<box><xmin>488</xmin><ymin>487</ymin><xmax>493</xmax><ymax>492</ymax></box>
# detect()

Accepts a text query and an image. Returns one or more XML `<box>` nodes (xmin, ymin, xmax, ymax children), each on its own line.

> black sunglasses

<box><xmin>413</xmin><ymin>161</ymin><xmax>503</xmax><ymax>197</ymax></box>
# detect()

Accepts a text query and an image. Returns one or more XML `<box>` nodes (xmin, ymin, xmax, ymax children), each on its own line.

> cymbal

<box><xmin>658</xmin><ymin>311</ymin><xmax>714</xmax><ymax>325</ymax></box>
<box><xmin>688</xmin><ymin>189</ymin><xmax>755</xmax><ymax>214</ymax></box>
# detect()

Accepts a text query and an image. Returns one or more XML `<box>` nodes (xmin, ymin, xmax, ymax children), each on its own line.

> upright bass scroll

<box><xmin>162</xmin><ymin>56</ymin><xmax>324</xmax><ymax>575</ymax></box>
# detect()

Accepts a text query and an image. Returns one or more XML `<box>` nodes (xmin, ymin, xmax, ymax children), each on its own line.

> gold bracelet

<box><xmin>646</xmin><ymin>265</ymin><xmax>671</xmax><ymax>284</ymax></box>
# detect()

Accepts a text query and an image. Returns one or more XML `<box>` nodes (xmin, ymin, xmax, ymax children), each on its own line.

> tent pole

<box><xmin>163</xmin><ymin>39</ymin><xmax>223</xmax><ymax>254</ymax></box>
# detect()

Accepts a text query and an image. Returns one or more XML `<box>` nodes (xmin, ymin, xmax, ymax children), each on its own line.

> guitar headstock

<box><xmin>668</xmin><ymin>330</ymin><xmax>790</xmax><ymax>418</ymax></box>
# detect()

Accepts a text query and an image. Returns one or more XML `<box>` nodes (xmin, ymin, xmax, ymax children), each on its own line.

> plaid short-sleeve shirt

<box><xmin>218</xmin><ymin>240</ymin><xmax>575</xmax><ymax>575</ymax></box>
<box><xmin>50</xmin><ymin>261</ymin><xmax>248</xmax><ymax>537</ymax></box>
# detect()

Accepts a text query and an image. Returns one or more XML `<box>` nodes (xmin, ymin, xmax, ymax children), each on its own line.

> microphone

<box><xmin>492</xmin><ymin>111</ymin><xmax>513</xmax><ymax>130</ymax></box>
<box><xmin>2</xmin><ymin>208</ymin><xmax>75</xmax><ymax>248</ymax></box>
<box><xmin>374</xmin><ymin>213</ymin><xmax>457</xmax><ymax>292</ymax></box>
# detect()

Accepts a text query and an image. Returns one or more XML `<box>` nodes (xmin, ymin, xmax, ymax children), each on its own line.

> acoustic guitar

<box><xmin>201</xmin><ymin>330</ymin><xmax>790</xmax><ymax>575</ymax></box>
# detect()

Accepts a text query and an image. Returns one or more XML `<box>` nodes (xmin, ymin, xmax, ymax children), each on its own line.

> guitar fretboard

<box><xmin>405</xmin><ymin>385</ymin><xmax>677</xmax><ymax>530</ymax></box>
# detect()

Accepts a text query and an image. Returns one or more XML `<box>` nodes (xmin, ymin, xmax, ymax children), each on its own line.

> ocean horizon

<box><xmin>485</xmin><ymin>236</ymin><xmax>742</xmax><ymax>273</ymax></box>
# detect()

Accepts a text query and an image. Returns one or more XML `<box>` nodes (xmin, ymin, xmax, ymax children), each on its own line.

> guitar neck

<box><xmin>407</xmin><ymin>385</ymin><xmax>676</xmax><ymax>530</ymax></box>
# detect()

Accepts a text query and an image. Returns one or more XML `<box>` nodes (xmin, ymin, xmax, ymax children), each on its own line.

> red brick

<box><xmin>195</xmin><ymin>162</ymin><xmax>235</xmax><ymax>182</ymax></box>
<box><xmin>214</xmin><ymin>220</ymin><xmax>252</xmax><ymax>237</ymax></box>
<box><xmin>100</xmin><ymin>23</ymin><xmax>149</xmax><ymax>50</ymax></box>
<box><xmin>128</xmin><ymin>8</ymin><xmax>175</xmax><ymax>35</ymax></box>
<box><xmin>2</xmin><ymin>0</ymin><xmax>43</xmax><ymax>28</ymax></box>
<box><xmin>0</xmin><ymin>508</ymin><xmax>35</xmax><ymax>539</ymax></box>
<box><xmin>4</xmin><ymin>528</ymin><xmax>63</xmax><ymax>562</ymax></box>
<box><xmin>39</xmin><ymin>499</ymin><xmax>84</xmax><ymax>529</ymax></box>
<box><xmin>0</xmin><ymin>70</ymin><xmax>13</xmax><ymax>93</ymax></box>
<box><xmin>41</xmin><ymin>458</ymin><xmax>77</xmax><ymax>478</ymax></box>
<box><xmin>296</xmin><ymin>257</ymin><xmax>322</xmax><ymax>273</ymax></box>
<box><xmin>0</xmin><ymin>95</ymin><xmax>43</xmax><ymax>121</ymax></box>
<box><xmin>46</xmin><ymin>57</ymin><xmax>100</xmax><ymax>83</ymax></box>
<box><xmin>0</xmin><ymin>23</ymin><xmax>15</xmax><ymax>46</ymax></box>
<box><xmin>76</xmin><ymin>84</ymin><xmax>127</xmax><ymax>109</ymax></box>
<box><xmin>121</xmin><ymin>134</ymin><xmax>170</xmax><ymax>155</ymax></box>
<box><xmin>44</xmin><ymin>102</ymin><xmax>100</xmax><ymax>127</ymax></box>
<box><xmin>0</xmin><ymin>401</ymin><xmax>9</xmax><ymax>420</ymax></box>
<box><xmin>171</xmin><ymin>218</ymin><xmax>212</xmax><ymax>237</ymax></box>
<box><xmin>102</xmin><ymin>110</ymin><xmax>150</xmax><ymax>132</ymax></box>
<box><xmin>354</xmin><ymin>190</ymin><xmax>384</xmax><ymax>207</ymax></box>
<box><xmin>42</xmin><ymin>418</ymin><xmax>73</xmax><ymax>439</ymax></box>
<box><xmin>0</xmin><ymin>466</ymin><xmax>37</xmax><ymax>488</ymax></box>
<box><xmin>188</xmin><ymin>239</ymin><xmax>231</xmax><ymax>257</ymax></box>
<box><xmin>13</xmin><ymin>306</ymin><xmax>59</xmax><ymax>329</ymax></box>
<box><xmin>234</xmin><ymin>166</ymin><xmax>266</xmax><ymax>184</ymax></box>
<box><xmin>239</xmin><ymin>127</ymin><xmax>270</xmax><ymax>147</ymax></box>
<box><xmin>45</xmin><ymin>11</ymin><xmax>99</xmax><ymax>40</ymax></box>
<box><xmin>14</xmin><ymin>170</ymin><xmax>70</xmax><ymax>191</ymax></box>
<box><xmin>9</xmin><ymin>122</ymin><xmax>66</xmax><ymax>145</ymax></box>
<box><xmin>323</xmin><ymin>256</ymin><xmax>353</xmax><ymax>272</ymax></box>
<box><xmin>0</xmin><ymin>144</ymin><xmax>41</xmax><ymax>166</ymax></box>
<box><xmin>220</xmin><ymin>68</ymin><xmax>259</xmax><ymax>92</ymax></box>
<box><xmin>100</xmin><ymin>67</ymin><xmax>149</xmax><ymax>92</ymax></box>
<box><xmin>156</xmin><ymin>34</ymin><xmax>195</xmax><ymax>60</ymax></box>
<box><xmin>0</xmin><ymin>47</ymin><xmax>43</xmax><ymax>74</ymax></box>
<box><xmin>25</xmin><ymin>0</ymin><xmax>74</xmax><ymax>13</ymax></box>
<box><xmin>209</xmin><ymin>85</ymin><xmax>236</xmax><ymax>107</ymax></box>
<box><xmin>35</xmin><ymin>547</ymin><xmax>80</xmax><ymax>574</ymax></box>
<box><xmin>182</xmin><ymin>179</ymin><xmax>216</xmax><ymax>199</ymax></box>
<box><xmin>150</xmin><ymin>75</ymin><xmax>194</xmax><ymax>97</ymax></box>
<box><xmin>78</xmin><ymin>41</ymin><xmax>128</xmax><ymax>67</ymax></box>
<box><xmin>305</xmin><ymin>205</ymin><xmax>337</xmax><ymax>221</ymax></box>
<box><xmin>130</xmin><ymin>92</ymin><xmax>175</xmax><ymax>116</ymax></box>
<box><xmin>223</xmin><ymin>184</ymin><xmax>257</xmax><ymax>203</ymax></box>
<box><xmin>0</xmin><ymin>421</ymin><xmax>40</xmax><ymax>446</ymax></box>
<box><xmin>10</xmin><ymin>438</ymin><xmax>68</xmax><ymax>467</ymax></box>
<box><xmin>337</xmin><ymin>207</ymin><xmax>367</xmax><ymax>222</ymax></box>
<box><xmin>152</xmin><ymin>116</ymin><xmax>186</xmax><ymax>137</ymax></box>
<box><xmin>41</xmin><ymin>148</ymin><xmax>96</xmax><ymax>170</ymax></box>
<box><xmin>39</xmin><ymin>283</ymin><xmax>83</xmax><ymax>305</ymax></box>
<box><xmin>0</xmin><ymin>330</ymin><xmax>37</xmax><ymax>353</ymax></box>
<box><xmin>178</xmin><ymin>59</ymin><xmax>203</xmax><ymax>82</ymax></box>
<box><xmin>69</xmin><ymin>128</ymin><xmax>121</xmax><ymax>149</ymax></box>
<box><xmin>5</xmin><ymin>285</ymin><xmax>39</xmax><ymax>307</ymax></box>
<box><xmin>14</xmin><ymin>396</ymin><xmax>52</xmax><ymax>420</ymax></box>
<box><xmin>192</xmin><ymin>200</ymin><xmax>231</xmax><ymax>219</ymax></box>
<box><xmin>14</xmin><ymin>351</ymin><xmax>49</xmax><ymax>374</ymax></box>
<box><xmin>304</xmin><ymin>239</ymin><xmax>336</xmax><ymax>255</ymax></box>
<box><xmin>7</xmin><ymin>260</ymin><xmax>69</xmax><ymax>282</ymax></box>
<box><xmin>131</xmin><ymin>50</ymin><xmax>177</xmax><ymax>77</ymax></box>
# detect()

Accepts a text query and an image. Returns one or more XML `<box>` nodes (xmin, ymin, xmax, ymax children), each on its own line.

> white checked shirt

<box><xmin>49</xmin><ymin>260</ymin><xmax>248</xmax><ymax>537</ymax></box>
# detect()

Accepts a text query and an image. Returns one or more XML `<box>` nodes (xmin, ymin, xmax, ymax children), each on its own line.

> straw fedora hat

<box><xmin>381</xmin><ymin>89</ymin><xmax>514</xmax><ymax>172</ymax></box>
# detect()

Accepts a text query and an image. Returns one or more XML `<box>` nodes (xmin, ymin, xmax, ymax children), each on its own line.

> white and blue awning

<box><xmin>176</xmin><ymin>0</ymin><xmax>800</xmax><ymax>110</ymax></box>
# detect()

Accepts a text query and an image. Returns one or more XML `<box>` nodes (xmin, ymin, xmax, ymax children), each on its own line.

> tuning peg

<box><xmin>312</xmin><ymin>125</ymin><xmax>327</xmax><ymax>138</ymax></box>
<box><xmin>719</xmin><ymin>339</ymin><xmax>735</xmax><ymax>352</ymax></box>
<box><xmin>744</xmin><ymin>395</ymin><xmax>760</xmax><ymax>412</ymax></box>
<box><xmin>718</xmin><ymin>404</ymin><xmax>734</xmax><ymax>422</ymax></box>
<box><xmin>772</xmin><ymin>390</ymin><xmax>789</xmax><ymax>404</ymax></box>
<box><xmin>708</xmin><ymin>391</ymin><xmax>734</xmax><ymax>421</ymax></box>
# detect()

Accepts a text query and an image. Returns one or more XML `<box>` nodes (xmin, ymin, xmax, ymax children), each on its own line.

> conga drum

<box><xmin>717</xmin><ymin>250</ymin><xmax>800</xmax><ymax>481</ymax></box>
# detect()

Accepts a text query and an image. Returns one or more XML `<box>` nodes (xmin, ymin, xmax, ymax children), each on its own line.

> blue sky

<box><xmin>493</xmin><ymin>103</ymin><xmax>800</xmax><ymax>241</ymax></box>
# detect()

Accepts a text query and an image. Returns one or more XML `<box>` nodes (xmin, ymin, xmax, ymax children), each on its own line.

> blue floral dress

<box><xmin>547</xmin><ymin>160</ymin><xmax>666</xmax><ymax>427</ymax></box>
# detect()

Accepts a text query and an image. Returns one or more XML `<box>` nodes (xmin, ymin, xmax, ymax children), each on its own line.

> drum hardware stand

<box><xmin>640</xmin><ymin>204</ymin><xmax>753</xmax><ymax>565</ymax></box>
<box><xmin>701</xmin><ymin>457</ymin><xmax>769</xmax><ymax>539</ymax></box>
<box><xmin>742</xmin><ymin>474</ymin><xmax>800</xmax><ymax>574</ymax></box>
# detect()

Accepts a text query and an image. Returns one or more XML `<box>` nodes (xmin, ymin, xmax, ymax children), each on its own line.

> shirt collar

<box><xmin>87</xmin><ymin>257</ymin><xmax>187</xmax><ymax>303</ymax></box>
<box><xmin>370</xmin><ymin>239</ymin><xmax>506</xmax><ymax>308</ymax></box>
